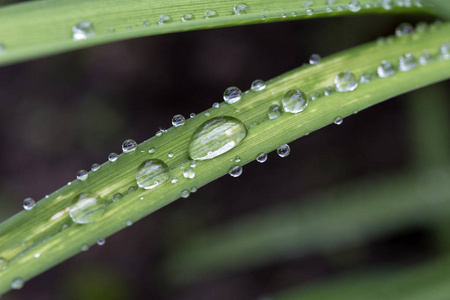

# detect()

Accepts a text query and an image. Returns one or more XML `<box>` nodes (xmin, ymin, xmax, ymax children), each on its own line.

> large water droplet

<box><xmin>277</xmin><ymin>144</ymin><xmax>290</xmax><ymax>158</ymax></box>
<box><xmin>108</xmin><ymin>153</ymin><xmax>119</xmax><ymax>162</ymax></box>
<box><xmin>256</xmin><ymin>153</ymin><xmax>267</xmax><ymax>163</ymax></box>
<box><xmin>188</xmin><ymin>116</ymin><xmax>247</xmax><ymax>161</ymax></box>
<box><xmin>72</xmin><ymin>21</ymin><xmax>95</xmax><ymax>41</ymax></box>
<box><xmin>172</xmin><ymin>114</ymin><xmax>186</xmax><ymax>127</ymax></box>
<box><xmin>122</xmin><ymin>139</ymin><xmax>137</xmax><ymax>153</ymax></box>
<box><xmin>223</xmin><ymin>86</ymin><xmax>242</xmax><ymax>104</ymax></box>
<box><xmin>69</xmin><ymin>193</ymin><xmax>105</xmax><ymax>224</ymax></box>
<box><xmin>377</xmin><ymin>60</ymin><xmax>395</xmax><ymax>78</ymax></box>
<box><xmin>205</xmin><ymin>10</ymin><xmax>218</xmax><ymax>18</ymax></box>
<box><xmin>251</xmin><ymin>79</ymin><xmax>266</xmax><ymax>92</ymax></box>
<box><xmin>282</xmin><ymin>90</ymin><xmax>308</xmax><ymax>113</ymax></box>
<box><xmin>234</xmin><ymin>3</ymin><xmax>249</xmax><ymax>15</ymax></box>
<box><xmin>183</xmin><ymin>168</ymin><xmax>196</xmax><ymax>179</ymax></box>
<box><xmin>309</xmin><ymin>54</ymin><xmax>321</xmax><ymax>65</ymax></box>
<box><xmin>398</xmin><ymin>53</ymin><xmax>417</xmax><ymax>71</ymax></box>
<box><xmin>77</xmin><ymin>170</ymin><xmax>88</xmax><ymax>181</ymax></box>
<box><xmin>11</xmin><ymin>278</ymin><xmax>24</xmax><ymax>290</ymax></box>
<box><xmin>268</xmin><ymin>104</ymin><xmax>283</xmax><ymax>119</ymax></box>
<box><xmin>136</xmin><ymin>159</ymin><xmax>170</xmax><ymax>189</ymax></box>
<box><xmin>229</xmin><ymin>165</ymin><xmax>243</xmax><ymax>177</ymax></box>
<box><xmin>23</xmin><ymin>197</ymin><xmax>35</xmax><ymax>210</ymax></box>
<box><xmin>334</xmin><ymin>116</ymin><xmax>343</xmax><ymax>125</ymax></box>
<box><xmin>347</xmin><ymin>0</ymin><xmax>361</xmax><ymax>12</ymax></box>
<box><xmin>395</xmin><ymin>23</ymin><xmax>414</xmax><ymax>37</ymax></box>
<box><xmin>335</xmin><ymin>71</ymin><xmax>358</xmax><ymax>92</ymax></box>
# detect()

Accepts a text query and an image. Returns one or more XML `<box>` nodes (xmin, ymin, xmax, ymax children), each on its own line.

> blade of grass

<box><xmin>0</xmin><ymin>0</ymin><xmax>437</xmax><ymax>66</ymax></box>
<box><xmin>0</xmin><ymin>21</ymin><xmax>449</xmax><ymax>295</ymax></box>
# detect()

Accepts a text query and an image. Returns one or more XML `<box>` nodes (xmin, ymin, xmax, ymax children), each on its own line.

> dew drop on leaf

<box><xmin>70</xmin><ymin>193</ymin><xmax>105</xmax><ymax>224</ymax></box>
<box><xmin>223</xmin><ymin>86</ymin><xmax>242</xmax><ymax>104</ymax></box>
<box><xmin>72</xmin><ymin>21</ymin><xmax>95</xmax><ymax>41</ymax></box>
<box><xmin>135</xmin><ymin>159</ymin><xmax>170</xmax><ymax>189</ymax></box>
<box><xmin>228</xmin><ymin>165</ymin><xmax>243</xmax><ymax>177</ymax></box>
<box><xmin>122</xmin><ymin>139</ymin><xmax>137</xmax><ymax>153</ymax></box>
<box><xmin>277</xmin><ymin>144</ymin><xmax>291</xmax><ymax>158</ymax></box>
<box><xmin>335</xmin><ymin>71</ymin><xmax>358</xmax><ymax>92</ymax></box>
<box><xmin>23</xmin><ymin>197</ymin><xmax>35</xmax><ymax>210</ymax></box>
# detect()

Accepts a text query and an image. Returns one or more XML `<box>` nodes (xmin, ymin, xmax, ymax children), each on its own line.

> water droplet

<box><xmin>223</xmin><ymin>86</ymin><xmax>242</xmax><ymax>104</ymax></box>
<box><xmin>181</xmin><ymin>13</ymin><xmax>194</xmax><ymax>22</ymax></box>
<box><xmin>325</xmin><ymin>7</ymin><xmax>333</xmax><ymax>13</ymax></box>
<box><xmin>281</xmin><ymin>13</ymin><xmax>287</xmax><ymax>18</ymax></box>
<box><xmin>205</xmin><ymin>10</ymin><xmax>218</xmax><ymax>18</ymax></box>
<box><xmin>171</xmin><ymin>177</ymin><xmax>179</xmax><ymax>183</ymax></box>
<box><xmin>415</xmin><ymin>21</ymin><xmax>428</xmax><ymax>33</ymax></box>
<box><xmin>181</xmin><ymin>189</ymin><xmax>190</xmax><ymax>198</ymax></box>
<box><xmin>0</xmin><ymin>257</ymin><xmax>8</xmax><ymax>271</ymax></box>
<box><xmin>136</xmin><ymin>159</ymin><xmax>170</xmax><ymax>189</ymax></box>
<box><xmin>149</xmin><ymin>147</ymin><xmax>156</xmax><ymax>154</ymax></box>
<box><xmin>395</xmin><ymin>23</ymin><xmax>414</xmax><ymax>37</ymax></box>
<box><xmin>229</xmin><ymin>165</ymin><xmax>243</xmax><ymax>177</ymax></box>
<box><xmin>70</xmin><ymin>193</ymin><xmax>105</xmax><ymax>224</ymax></box>
<box><xmin>142</xmin><ymin>21</ymin><xmax>150</xmax><ymax>27</ymax></box>
<box><xmin>190</xmin><ymin>113</ymin><xmax>196</xmax><ymax>118</ymax></box>
<box><xmin>126</xmin><ymin>220</ymin><xmax>133</xmax><ymax>226</ymax></box>
<box><xmin>377</xmin><ymin>60</ymin><xmax>396</xmax><ymax>78</ymax></box>
<box><xmin>256</xmin><ymin>153</ymin><xmax>267</xmax><ymax>163</ymax></box>
<box><xmin>334</xmin><ymin>116</ymin><xmax>343</xmax><ymax>125</ymax></box>
<box><xmin>205</xmin><ymin>112</ymin><xmax>210</xmax><ymax>117</ymax></box>
<box><xmin>34</xmin><ymin>252</ymin><xmax>41</xmax><ymax>258</ymax></box>
<box><xmin>305</xmin><ymin>8</ymin><xmax>314</xmax><ymax>15</ymax></box>
<box><xmin>311</xmin><ymin>93</ymin><xmax>320</xmax><ymax>101</ymax></box>
<box><xmin>324</xmin><ymin>86</ymin><xmax>335</xmax><ymax>96</ymax></box>
<box><xmin>335</xmin><ymin>71</ymin><xmax>358</xmax><ymax>92</ymax></box>
<box><xmin>382</xmin><ymin>0</ymin><xmax>393</xmax><ymax>9</ymax></box>
<box><xmin>112</xmin><ymin>193</ymin><xmax>122</xmax><ymax>201</ymax></box>
<box><xmin>360</xmin><ymin>73</ymin><xmax>372</xmax><ymax>83</ymax></box>
<box><xmin>190</xmin><ymin>160</ymin><xmax>197</xmax><ymax>168</ymax></box>
<box><xmin>72</xmin><ymin>21</ymin><xmax>95</xmax><ymax>41</ymax></box>
<box><xmin>191</xmin><ymin>186</ymin><xmax>198</xmax><ymax>193</ymax></box>
<box><xmin>122</xmin><ymin>139</ymin><xmax>137</xmax><ymax>153</ymax></box>
<box><xmin>183</xmin><ymin>168</ymin><xmax>196</xmax><ymax>179</ymax></box>
<box><xmin>277</xmin><ymin>144</ymin><xmax>290</xmax><ymax>158</ymax></box>
<box><xmin>188</xmin><ymin>116</ymin><xmax>247</xmax><ymax>161</ymax></box>
<box><xmin>335</xmin><ymin>6</ymin><xmax>344</xmax><ymax>11</ymax></box>
<box><xmin>419</xmin><ymin>50</ymin><xmax>433</xmax><ymax>65</ymax></box>
<box><xmin>309</xmin><ymin>54</ymin><xmax>321</xmax><ymax>64</ymax></box>
<box><xmin>97</xmin><ymin>238</ymin><xmax>105</xmax><ymax>246</ymax></box>
<box><xmin>212</xmin><ymin>102</ymin><xmax>220</xmax><ymax>108</ymax></box>
<box><xmin>282</xmin><ymin>89</ymin><xmax>308</xmax><ymax>113</ymax></box>
<box><xmin>398</xmin><ymin>53</ymin><xmax>417</xmax><ymax>71</ymax></box>
<box><xmin>11</xmin><ymin>278</ymin><xmax>24</xmax><ymax>290</ymax></box>
<box><xmin>235</xmin><ymin>156</ymin><xmax>241</xmax><ymax>163</ymax></box>
<box><xmin>91</xmin><ymin>163</ymin><xmax>100</xmax><ymax>172</ymax></box>
<box><xmin>347</xmin><ymin>0</ymin><xmax>361</xmax><ymax>12</ymax></box>
<box><xmin>168</xmin><ymin>152</ymin><xmax>174</xmax><ymax>158</ymax></box>
<box><xmin>268</xmin><ymin>104</ymin><xmax>283</xmax><ymax>119</ymax></box>
<box><xmin>234</xmin><ymin>3</ymin><xmax>249</xmax><ymax>15</ymax></box>
<box><xmin>156</xmin><ymin>129</ymin><xmax>164</xmax><ymax>137</ymax></box>
<box><xmin>440</xmin><ymin>43</ymin><xmax>450</xmax><ymax>60</ymax></box>
<box><xmin>128</xmin><ymin>186</ymin><xmax>136</xmax><ymax>193</ymax></box>
<box><xmin>23</xmin><ymin>197</ymin><xmax>35</xmax><ymax>210</ymax></box>
<box><xmin>77</xmin><ymin>169</ymin><xmax>88</xmax><ymax>181</ymax></box>
<box><xmin>108</xmin><ymin>153</ymin><xmax>119</xmax><ymax>162</ymax></box>
<box><xmin>251</xmin><ymin>79</ymin><xmax>266</xmax><ymax>91</ymax></box>
<box><xmin>81</xmin><ymin>244</ymin><xmax>89</xmax><ymax>251</ymax></box>
<box><xmin>158</xmin><ymin>15</ymin><xmax>172</xmax><ymax>24</ymax></box>
<box><xmin>172</xmin><ymin>114</ymin><xmax>186</xmax><ymax>127</ymax></box>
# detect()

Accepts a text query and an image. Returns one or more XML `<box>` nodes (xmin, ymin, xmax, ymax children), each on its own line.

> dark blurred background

<box><xmin>1</xmin><ymin>3</ymin><xmax>449</xmax><ymax>299</ymax></box>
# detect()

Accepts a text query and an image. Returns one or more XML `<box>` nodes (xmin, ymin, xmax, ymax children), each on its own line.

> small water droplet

<box><xmin>158</xmin><ymin>15</ymin><xmax>172</xmax><ymax>24</ymax></box>
<box><xmin>156</xmin><ymin>129</ymin><xmax>164</xmax><ymax>137</ymax></box>
<box><xmin>70</xmin><ymin>193</ymin><xmax>105</xmax><ymax>224</ymax></box>
<box><xmin>256</xmin><ymin>153</ymin><xmax>267</xmax><ymax>163</ymax></box>
<box><xmin>228</xmin><ymin>165</ymin><xmax>243</xmax><ymax>177</ymax></box>
<box><xmin>204</xmin><ymin>10</ymin><xmax>218</xmax><ymax>18</ymax></box>
<box><xmin>149</xmin><ymin>147</ymin><xmax>156</xmax><ymax>154</ymax></box>
<box><xmin>97</xmin><ymin>238</ymin><xmax>105</xmax><ymax>246</ymax></box>
<box><xmin>126</xmin><ymin>220</ymin><xmax>133</xmax><ymax>226</ymax></box>
<box><xmin>251</xmin><ymin>79</ymin><xmax>266</xmax><ymax>91</ymax></box>
<box><xmin>268</xmin><ymin>104</ymin><xmax>283</xmax><ymax>119</ymax></box>
<box><xmin>325</xmin><ymin>7</ymin><xmax>333</xmax><ymax>13</ymax></box>
<box><xmin>76</xmin><ymin>169</ymin><xmax>88</xmax><ymax>181</ymax></box>
<box><xmin>171</xmin><ymin>177</ymin><xmax>179</xmax><ymax>183</ymax></box>
<box><xmin>212</xmin><ymin>102</ymin><xmax>220</xmax><ymax>108</ymax></box>
<box><xmin>168</xmin><ymin>152</ymin><xmax>174</xmax><ymax>158</ymax></box>
<box><xmin>347</xmin><ymin>0</ymin><xmax>361</xmax><ymax>12</ymax></box>
<box><xmin>277</xmin><ymin>144</ymin><xmax>290</xmax><ymax>158</ymax></box>
<box><xmin>191</xmin><ymin>186</ymin><xmax>198</xmax><ymax>193</ymax></box>
<box><xmin>395</xmin><ymin>23</ymin><xmax>414</xmax><ymax>37</ymax></box>
<box><xmin>440</xmin><ymin>43</ymin><xmax>450</xmax><ymax>60</ymax></box>
<box><xmin>281</xmin><ymin>13</ymin><xmax>287</xmax><ymax>18</ymax></box>
<box><xmin>377</xmin><ymin>60</ymin><xmax>395</xmax><ymax>78</ymax></box>
<box><xmin>282</xmin><ymin>89</ymin><xmax>308</xmax><ymax>113</ymax></box>
<box><xmin>205</xmin><ymin>112</ymin><xmax>210</xmax><ymax>117</ymax></box>
<box><xmin>188</xmin><ymin>116</ymin><xmax>247</xmax><ymax>161</ymax></box>
<box><xmin>81</xmin><ymin>244</ymin><xmax>89</xmax><ymax>251</ymax></box>
<box><xmin>72</xmin><ymin>21</ymin><xmax>95</xmax><ymax>41</ymax></box>
<box><xmin>335</xmin><ymin>71</ymin><xmax>358</xmax><ymax>92</ymax></box>
<box><xmin>334</xmin><ymin>116</ymin><xmax>343</xmax><ymax>125</ymax></box>
<box><xmin>190</xmin><ymin>113</ymin><xmax>196</xmax><ymax>118</ymax></box>
<box><xmin>122</xmin><ymin>139</ymin><xmax>137</xmax><ymax>153</ymax></box>
<box><xmin>324</xmin><ymin>86</ymin><xmax>335</xmax><ymax>96</ymax></box>
<box><xmin>183</xmin><ymin>168</ymin><xmax>196</xmax><ymax>179</ymax></box>
<box><xmin>108</xmin><ymin>153</ymin><xmax>119</xmax><ymax>162</ymax></box>
<box><xmin>34</xmin><ymin>252</ymin><xmax>41</xmax><ymax>258</ymax></box>
<box><xmin>419</xmin><ymin>50</ymin><xmax>433</xmax><ymax>65</ymax></box>
<box><xmin>23</xmin><ymin>197</ymin><xmax>35</xmax><ymax>210</ymax></box>
<box><xmin>360</xmin><ymin>73</ymin><xmax>372</xmax><ymax>83</ymax></box>
<box><xmin>311</xmin><ymin>93</ymin><xmax>320</xmax><ymax>101</ymax></box>
<box><xmin>335</xmin><ymin>6</ymin><xmax>344</xmax><ymax>11</ymax></box>
<box><xmin>181</xmin><ymin>13</ymin><xmax>194</xmax><ymax>22</ymax></box>
<box><xmin>181</xmin><ymin>189</ymin><xmax>190</xmax><ymax>198</ymax></box>
<box><xmin>309</xmin><ymin>54</ymin><xmax>321</xmax><ymax>65</ymax></box>
<box><xmin>0</xmin><ymin>257</ymin><xmax>8</xmax><ymax>271</ymax></box>
<box><xmin>398</xmin><ymin>53</ymin><xmax>417</xmax><ymax>71</ymax></box>
<box><xmin>223</xmin><ymin>86</ymin><xmax>242</xmax><ymax>104</ymax></box>
<box><xmin>142</xmin><ymin>21</ymin><xmax>150</xmax><ymax>27</ymax></box>
<box><xmin>235</xmin><ymin>156</ymin><xmax>241</xmax><ymax>163</ymax></box>
<box><xmin>234</xmin><ymin>3</ymin><xmax>249</xmax><ymax>15</ymax></box>
<box><xmin>91</xmin><ymin>163</ymin><xmax>100</xmax><ymax>172</ymax></box>
<box><xmin>172</xmin><ymin>114</ymin><xmax>186</xmax><ymax>127</ymax></box>
<box><xmin>112</xmin><ymin>193</ymin><xmax>122</xmax><ymax>201</ymax></box>
<box><xmin>136</xmin><ymin>159</ymin><xmax>170</xmax><ymax>189</ymax></box>
<box><xmin>11</xmin><ymin>278</ymin><xmax>24</xmax><ymax>290</ymax></box>
<box><xmin>305</xmin><ymin>8</ymin><xmax>314</xmax><ymax>15</ymax></box>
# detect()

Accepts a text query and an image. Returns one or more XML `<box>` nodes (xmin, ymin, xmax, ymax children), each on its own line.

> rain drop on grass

<box><xmin>277</xmin><ymin>144</ymin><xmax>290</xmax><ymax>158</ymax></box>
<box><xmin>91</xmin><ymin>163</ymin><xmax>100</xmax><ymax>171</ymax></box>
<box><xmin>335</xmin><ymin>71</ymin><xmax>358</xmax><ymax>92</ymax></box>
<box><xmin>282</xmin><ymin>90</ymin><xmax>308</xmax><ymax>113</ymax></box>
<box><xmin>229</xmin><ymin>165</ymin><xmax>243</xmax><ymax>177</ymax></box>
<box><xmin>181</xmin><ymin>189</ymin><xmax>190</xmax><ymax>198</ymax></box>
<box><xmin>136</xmin><ymin>159</ymin><xmax>170</xmax><ymax>189</ymax></box>
<box><xmin>251</xmin><ymin>79</ymin><xmax>266</xmax><ymax>91</ymax></box>
<box><xmin>183</xmin><ymin>168</ymin><xmax>196</xmax><ymax>179</ymax></box>
<box><xmin>81</xmin><ymin>244</ymin><xmax>89</xmax><ymax>251</ymax></box>
<box><xmin>347</xmin><ymin>0</ymin><xmax>361</xmax><ymax>12</ymax></box>
<box><xmin>395</xmin><ymin>22</ymin><xmax>414</xmax><ymax>37</ymax></box>
<box><xmin>309</xmin><ymin>54</ymin><xmax>321</xmax><ymax>65</ymax></box>
<box><xmin>72</xmin><ymin>21</ymin><xmax>95</xmax><ymax>41</ymax></box>
<box><xmin>377</xmin><ymin>60</ymin><xmax>395</xmax><ymax>78</ymax></box>
<box><xmin>108</xmin><ymin>153</ymin><xmax>119</xmax><ymax>162</ymax></box>
<box><xmin>205</xmin><ymin>10</ymin><xmax>218</xmax><ymax>18</ymax></box>
<box><xmin>172</xmin><ymin>114</ymin><xmax>186</xmax><ymax>127</ymax></box>
<box><xmin>23</xmin><ymin>198</ymin><xmax>35</xmax><ymax>210</ymax></box>
<box><xmin>234</xmin><ymin>3</ymin><xmax>249</xmax><ymax>15</ymax></box>
<box><xmin>97</xmin><ymin>238</ymin><xmax>105</xmax><ymax>246</ymax></box>
<box><xmin>0</xmin><ymin>257</ymin><xmax>8</xmax><ymax>271</ymax></box>
<box><xmin>268</xmin><ymin>105</ymin><xmax>283</xmax><ymax>119</ymax></box>
<box><xmin>256</xmin><ymin>153</ymin><xmax>267</xmax><ymax>163</ymax></box>
<box><xmin>122</xmin><ymin>139</ymin><xmax>137</xmax><ymax>153</ymax></box>
<box><xmin>77</xmin><ymin>170</ymin><xmax>88</xmax><ymax>181</ymax></box>
<box><xmin>69</xmin><ymin>193</ymin><xmax>105</xmax><ymax>224</ymax></box>
<box><xmin>223</xmin><ymin>86</ymin><xmax>242</xmax><ymax>104</ymax></box>
<box><xmin>334</xmin><ymin>116</ymin><xmax>343</xmax><ymax>125</ymax></box>
<box><xmin>158</xmin><ymin>15</ymin><xmax>172</xmax><ymax>24</ymax></box>
<box><xmin>398</xmin><ymin>53</ymin><xmax>417</xmax><ymax>71</ymax></box>
<box><xmin>11</xmin><ymin>278</ymin><xmax>24</xmax><ymax>290</ymax></box>
<box><xmin>181</xmin><ymin>13</ymin><xmax>195</xmax><ymax>22</ymax></box>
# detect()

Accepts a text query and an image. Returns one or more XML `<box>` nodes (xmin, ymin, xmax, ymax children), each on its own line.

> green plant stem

<box><xmin>0</xmin><ymin>0</ymin><xmax>436</xmax><ymax>66</ymax></box>
<box><xmin>0</xmin><ymin>22</ymin><xmax>449</xmax><ymax>295</ymax></box>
